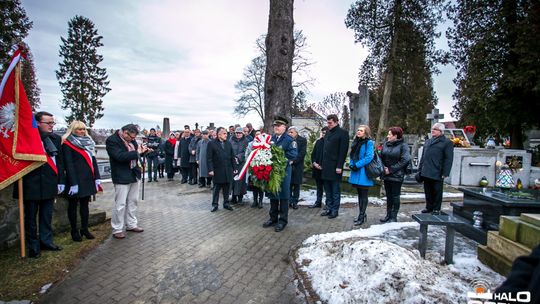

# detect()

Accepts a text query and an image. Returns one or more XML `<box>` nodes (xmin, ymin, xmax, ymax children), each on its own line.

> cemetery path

<box><xmin>40</xmin><ymin>180</ymin><xmax>442</xmax><ymax>304</ymax></box>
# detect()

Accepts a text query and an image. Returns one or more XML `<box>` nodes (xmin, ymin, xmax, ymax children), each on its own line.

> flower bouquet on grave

<box><xmin>234</xmin><ymin>133</ymin><xmax>287</xmax><ymax>194</ymax></box>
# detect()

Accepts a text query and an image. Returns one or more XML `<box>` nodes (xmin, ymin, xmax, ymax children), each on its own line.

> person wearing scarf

<box><xmin>164</xmin><ymin>132</ymin><xmax>177</xmax><ymax>181</ymax></box>
<box><xmin>105</xmin><ymin>124</ymin><xmax>148</xmax><ymax>239</ymax></box>
<box><xmin>62</xmin><ymin>121</ymin><xmax>101</xmax><ymax>242</ymax></box>
<box><xmin>348</xmin><ymin>125</ymin><xmax>375</xmax><ymax>226</ymax></box>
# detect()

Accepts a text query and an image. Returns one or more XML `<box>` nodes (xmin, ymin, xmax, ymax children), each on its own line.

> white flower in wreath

<box><xmin>0</xmin><ymin>102</ymin><xmax>16</xmax><ymax>139</ymax></box>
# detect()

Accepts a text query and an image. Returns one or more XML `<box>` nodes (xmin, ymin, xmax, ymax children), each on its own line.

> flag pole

<box><xmin>18</xmin><ymin>179</ymin><xmax>26</xmax><ymax>258</ymax></box>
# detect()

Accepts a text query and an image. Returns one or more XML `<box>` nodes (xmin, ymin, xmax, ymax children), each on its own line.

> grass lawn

<box><xmin>0</xmin><ymin>221</ymin><xmax>111</xmax><ymax>302</ymax></box>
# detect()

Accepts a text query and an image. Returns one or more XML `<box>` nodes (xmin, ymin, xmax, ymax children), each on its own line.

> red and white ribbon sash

<box><xmin>234</xmin><ymin>133</ymin><xmax>271</xmax><ymax>181</ymax></box>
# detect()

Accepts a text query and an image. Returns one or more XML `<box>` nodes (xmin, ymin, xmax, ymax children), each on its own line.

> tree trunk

<box><xmin>263</xmin><ymin>0</ymin><xmax>294</xmax><ymax>132</ymax></box>
<box><xmin>375</xmin><ymin>0</ymin><xmax>401</xmax><ymax>145</ymax></box>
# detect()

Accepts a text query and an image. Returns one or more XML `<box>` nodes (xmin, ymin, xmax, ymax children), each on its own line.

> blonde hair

<box><xmin>357</xmin><ymin>125</ymin><xmax>372</xmax><ymax>139</ymax></box>
<box><xmin>62</xmin><ymin>120</ymin><xmax>89</xmax><ymax>141</ymax></box>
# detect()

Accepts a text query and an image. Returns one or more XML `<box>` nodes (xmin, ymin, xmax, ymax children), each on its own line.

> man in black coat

<box><xmin>177</xmin><ymin>129</ymin><xmax>192</xmax><ymax>184</ymax></box>
<box><xmin>287</xmin><ymin>126</ymin><xmax>307</xmax><ymax>209</ymax></box>
<box><xmin>106</xmin><ymin>124</ymin><xmax>148</xmax><ymax>239</ymax></box>
<box><xmin>320</xmin><ymin>114</ymin><xmax>350</xmax><ymax>218</ymax></box>
<box><xmin>14</xmin><ymin>111</ymin><xmax>65</xmax><ymax>258</ymax></box>
<box><xmin>309</xmin><ymin>127</ymin><xmax>328</xmax><ymax>208</ymax></box>
<box><xmin>145</xmin><ymin>128</ymin><xmax>162</xmax><ymax>182</ymax></box>
<box><xmin>207</xmin><ymin>127</ymin><xmax>236</xmax><ymax>212</ymax></box>
<box><xmin>418</xmin><ymin>122</ymin><xmax>454</xmax><ymax>214</ymax></box>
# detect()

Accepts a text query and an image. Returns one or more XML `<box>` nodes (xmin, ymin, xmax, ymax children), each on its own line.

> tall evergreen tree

<box><xmin>345</xmin><ymin>0</ymin><xmax>446</xmax><ymax>142</ymax></box>
<box><xmin>56</xmin><ymin>15</ymin><xmax>110</xmax><ymax>127</ymax></box>
<box><xmin>20</xmin><ymin>43</ymin><xmax>40</xmax><ymax>111</ymax></box>
<box><xmin>0</xmin><ymin>0</ymin><xmax>32</xmax><ymax>71</ymax></box>
<box><xmin>447</xmin><ymin>0</ymin><xmax>540</xmax><ymax>148</ymax></box>
<box><xmin>263</xmin><ymin>0</ymin><xmax>295</xmax><ymax>131</ymax></box>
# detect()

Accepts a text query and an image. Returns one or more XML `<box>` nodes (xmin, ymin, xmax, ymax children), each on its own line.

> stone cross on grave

<box><xmin>426</xmin><ymin>108</ymin><xmax>444</xmax><ymax>127</ymax></box>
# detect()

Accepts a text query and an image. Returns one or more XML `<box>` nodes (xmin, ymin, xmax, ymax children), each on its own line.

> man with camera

<box><xmin>106</xmin><ymin>124</ymin><xmax>149</xmax><ymax>239</ymax></box>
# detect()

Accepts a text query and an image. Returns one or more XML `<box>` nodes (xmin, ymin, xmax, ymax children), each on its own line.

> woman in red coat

<box><xmin>62</xmin><ymin>121</ymin><xmax>101</xmax><ymax>242</ymax></box>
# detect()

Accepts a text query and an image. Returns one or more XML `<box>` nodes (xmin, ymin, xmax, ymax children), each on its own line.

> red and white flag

<box><xmin>0</xmin><ymin>46</ymin><xmax>46</xmax><ymax>190</ymax></box>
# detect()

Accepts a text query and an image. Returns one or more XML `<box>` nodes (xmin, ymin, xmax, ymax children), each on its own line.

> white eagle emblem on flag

<box><xmin>0</xmin><ymin>102</ymin><xmax>16</xmax><ymax>139</ymax></box>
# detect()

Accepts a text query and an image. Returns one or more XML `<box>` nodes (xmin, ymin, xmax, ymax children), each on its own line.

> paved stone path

<box><xmin>40</xmin><ymin>180</ymin><xmax>431</xmax><ymax>304</ymax></box>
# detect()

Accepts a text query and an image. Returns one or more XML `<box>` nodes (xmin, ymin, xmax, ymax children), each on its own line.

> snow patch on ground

<box><xmin>296</xmin><ymin>223</ymin><xmax>504</xmax><ymax>304</ymax></box>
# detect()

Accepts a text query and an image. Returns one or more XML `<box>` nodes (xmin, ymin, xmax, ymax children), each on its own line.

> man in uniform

<box><xmin>262</xmin><ymin>116</ymin><xmax>298</xmax><ymax>232</ymax></box>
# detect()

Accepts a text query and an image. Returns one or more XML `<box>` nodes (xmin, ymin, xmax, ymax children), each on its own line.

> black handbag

<box><xmin>366</xmin><ymin>151</ymin><xmax>384</xmax><ymax>179</ymax></box>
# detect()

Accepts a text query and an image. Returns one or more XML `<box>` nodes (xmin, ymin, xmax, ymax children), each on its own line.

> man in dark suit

<box><xmin>106</xmin><ymin>124</ymin><xmax>148</xmax><ymax>239</ymax></box>
<box><xmin>15</xmin><ymin>111</ymin><xmax>65</xmax><ymax>258</ymax></box>
<box><xmin>309</xmin><ymin>127</ymin><xmax>328</xmax><ymax>208</ymax></box>
<box><xmin>287</xmin><ymin>126</ymin><xmax>307</xmax><ymax>209</ymax></box>
<box><xmin>207</xmin><ymin>127</ymin><xmax>236</xmax><ymax>212</ymax></box>
<box><xmin>262</xmin><ymin>116</ymin><xmax>298</xmax><ymax>232</ymax></box>
<box><xmin>320</xmin><ymin>114</ymin><xmax>350</xmax><ymax>219</ymax></box>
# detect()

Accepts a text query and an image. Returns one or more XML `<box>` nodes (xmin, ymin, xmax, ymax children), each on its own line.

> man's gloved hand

<box><xmin>95</xmin><ymin>179</ymin><xmax>102</xmax><ymax>191</ymax></box>
<box><xmin>57</xmin><ymin>184</ymin><xmax>65</xmax><ymax>194</ymax></box>
<box><xmin>68</xmin><ymin>185</ymin><xmax>79</xmax><ymax>195</ymax></box>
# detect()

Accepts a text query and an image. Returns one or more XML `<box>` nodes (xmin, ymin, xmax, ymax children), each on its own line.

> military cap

<box><xmin>272</xmin><ymin>116</ymin><xmax>289</xmax><ymax>126</ymax></box>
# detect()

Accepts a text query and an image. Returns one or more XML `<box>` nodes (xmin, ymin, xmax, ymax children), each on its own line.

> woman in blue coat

<box><xmin>348</xmin><ymin>125</ymin><xmax>374</xmax><ymax>226</ymax></box>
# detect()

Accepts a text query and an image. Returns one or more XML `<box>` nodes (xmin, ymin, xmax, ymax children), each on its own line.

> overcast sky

<box><xmin>20</xmin><ymin>0</ymin><xmax>456</xmax><ymax>131</ymax></box>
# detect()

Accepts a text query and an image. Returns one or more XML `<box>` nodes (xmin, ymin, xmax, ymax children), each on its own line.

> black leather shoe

<box><xmin>181</xmin><ymin>180</ymin><xmax>188</xmax><ymax>184</ymax></box>
<box><xmin>421</xmin><ymin>209</ymin><xmax>432</xmax><ymax>213</ymax></box>
<box><xmin>199</xmin><ymin>184</ymin><xmax>205</xmax><ymax>188</ymax></box>
<box><xmin>224</xmin><ymin>205</ymin><xmax>233</xmax><ymax>211</ymax></box>
<box><xmin>320</xmin><ymin>210</ymin><xmax>331</xmax><ymax>216</ymax></box>
<box><xmin>41</xmin><ymin>244</ymin><xmax>62</xmax><ymax>251</ymax></box>
<box><xmin>262</xmin><ymin>220</ymin><xmax>277</xmax><ymax>228</ymax></box>
<box><xmin>309</xmin><ymin>203</ymin><xmax>322</xmax><ymax>208</ymax></box>
<box><xmin>354</xmin><ymin>214</ymin><xmax>367</xmax><ymax>226</ymax></box>
<box><xmin>291</xmin><ymin>203</ymin><xmax>298</xmax><ymax>210</ymax></box>
<box><xmin>274</xmin><ymin>223</ymin><xmax>286</xmax><ymax>232</ymax></box>
<box><xmin>154</xmin><ymin>179</ymin><xmax>158</xmax><ymax>182</ymax></box>
<box><xmin>328</xmin><ymin>213</ymin><xmax>338</xmax><ymax>219</ymax></box>
<box><xmin>28</xmin><ymin>251</ymin><xmax>41</xmax><ymax>258</ymax></box>
<box><xmin>211</xmin><ymin>206</ymin><xmax>218</xmax><ymax>212</ymax></box>
<box><xmin>147</xmin><ymin>180</ymin><xmax>152</xmax><ymax>183</ymax></box>
<box><xmin>80</xmin><ymin>229</ymin><xmax>95</xmax><ymax>239</ymax></box>
<box><xmin>431</xmin><ymin>210</ymin><xmax>441</xmax><ymax>215</ymax></box>
<box><xmin>380</xmin><ymin>215</ymin><xmax>391</xmax><ymax>223</ymax></box>
<box><xmin>71</xmin><ymin>231</ymin><xmax>82</xmax><ymax>242</ymax></box>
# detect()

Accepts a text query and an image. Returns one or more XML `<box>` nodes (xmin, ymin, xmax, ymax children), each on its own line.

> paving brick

<box><xmin>38</xmin><ymin>180</ymin><xmax>436</xmax><ymax>304</ymax></box>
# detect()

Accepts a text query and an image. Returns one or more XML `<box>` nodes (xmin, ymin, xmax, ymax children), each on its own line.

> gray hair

<box><xmin>432</xmin><ymin>123</ymin><xmax>445</xmax><ymax>132</ymax></box>
<box><xmin>288</xmin><ymin>126</ymin><xmax>298</xmax><ymax>132</ymax></box>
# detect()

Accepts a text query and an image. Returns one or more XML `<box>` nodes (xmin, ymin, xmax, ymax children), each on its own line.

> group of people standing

<box><xmin>18</xmin><ymin>110</ymin><xmax>454</xmax><ymax>255</ymax></box>
<box><xmin>16</xmin><ymin>111</ymin><xmax>102</xmax><ymax>258</ymax></box>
